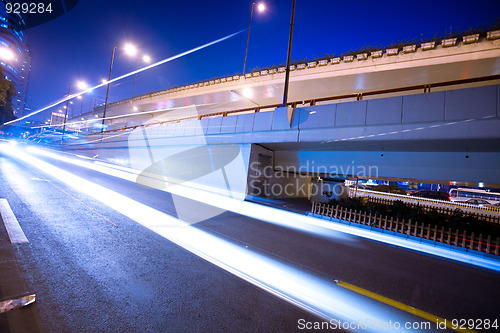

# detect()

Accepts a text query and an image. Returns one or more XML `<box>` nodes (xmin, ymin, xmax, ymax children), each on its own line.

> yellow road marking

<box><xmin>335</xmin><ymin>280</ymin><xmax>477</xmax><ymax>333</ymax></box>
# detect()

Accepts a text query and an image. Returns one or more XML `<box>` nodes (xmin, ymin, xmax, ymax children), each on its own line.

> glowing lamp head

<box><xmin>76</xmin><ymin>81</ymin><xmax>88</xmax><ymax>90</ymax></box>
<box><xmin>0</xmin><ymin>47</ymin><xmax>14</xmax><ymax>60</ymax></box>
<box><xmin>257</xmin><ymin>3</ymin><xmax>265</xmax><ymax>12</ymax></box>
<box><xmin>123</xmin><ymin>43</ymin><xmax>137</xmax><ymax>56</ymax></box>
<box><xmin>142</xmin><ymin>55</ymin><xmax>151</xmax><ymax>63</ymax></box>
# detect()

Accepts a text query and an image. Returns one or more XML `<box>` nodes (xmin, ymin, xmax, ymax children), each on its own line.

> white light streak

<box><xmin>23</xmin><ymin>145</ymin><xmax>500</xmax><ymax>273</ymax></box>
<box><xmin>30</xmin><ymin>103</ymin><xmax>215</xmax><ymax>129</ymax></box>
<box><xmin>4</xmin><ymin>30</ymin><xmax>244</xmax><ymax>126</ymax></box>
<box><xmin>1</xmin><ymin>143</ymin><xmax>422</xmax><ymax>331</ymax></box>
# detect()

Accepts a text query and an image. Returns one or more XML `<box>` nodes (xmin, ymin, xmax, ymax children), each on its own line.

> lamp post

<box><xmin>132</xmin><ymin>54</ymin><xmax>151</xmax><ymax>98</ymax></box>
<box><xmin>101</xmin><ymin>43</ymin><xmax>136</xmax><ymax>133</ymax></box>
<box><xmin>62</xmin><ymin>81</ymin><xmax>87</xmax><ymax>133</ymax></box>
<box><xmin>282</xmin><ymin>0</ymin><xmax>296</xmax><ymax>107</ymax></box>
<box><xmin>243</xmin><ymin>2</ymin><xmax>265</xmax><ymax>75</ymax></box>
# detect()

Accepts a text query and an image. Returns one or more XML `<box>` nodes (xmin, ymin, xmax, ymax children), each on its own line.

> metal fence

<box><xmin>349</xmin><ymin>188</ymin><xmax>500</xmax><ymax>217</ymax></box>
<box><xmin>365</xmin><ymin>196</ymin><xmax>500</xmax><ymax>224</ymax></box>
<box><xmin>311</xmin><ymin>201</ymin><xmax>499</xmax><ymax>256</ymax></box>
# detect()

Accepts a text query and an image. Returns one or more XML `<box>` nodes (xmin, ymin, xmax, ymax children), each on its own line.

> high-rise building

<box><xmin>0</xmin><ymin>3</ymin><xmax>32</xmax><ymax>117</ymax></box>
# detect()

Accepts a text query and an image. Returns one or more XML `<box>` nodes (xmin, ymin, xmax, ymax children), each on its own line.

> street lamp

<box><xmin>101</xmin><ymin>43</ymin><xmax>137</xmax><ymax>132</ymax></box>
<box><xmin>0</xmin><ymin>47</ymin><xmax>14</xmax><ymax>61</ymax></box>
<box><xmin>123</xmin><ymin>43</ymin><xmax>137</xmax><ymax>56</ymax></box>
<box><xmin>243</xmin><ymin>2</ymin><xmax>265</xmax><ymax>75</ymax></box>
<box><xmin>62</xmin><ymin>80</ymin><xmax>88</xmax><ymax>135</ymax></box>
<box><xmin>282</xmin><ymin>0</ymin><xmax>296</xmax><ymax>107</ymax></box>
<box><xmin>132</xmin><ymin>54</ymin><xmax>151</xmax><ymax>98</ymax></box>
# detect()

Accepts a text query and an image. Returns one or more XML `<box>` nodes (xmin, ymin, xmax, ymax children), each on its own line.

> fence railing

<box><xmin>364</xmin><ymin>196</ymin><xmax>500</xmax><ymax>224</ymax></box>
<box><xmin>311</xmin><ymin>201</ymin><xmax>499</xmax><ymax>256</ymax></box>
<box><xmin>349</xmin><ymin>187</ymin><xmax>500</xmax><ymax>216</ymax></box>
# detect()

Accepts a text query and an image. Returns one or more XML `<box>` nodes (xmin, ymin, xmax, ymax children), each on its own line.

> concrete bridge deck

<box><xmin>61</xmin><ymin>84</ymin><xmax>500</xmax><ymax>192</ymax></box>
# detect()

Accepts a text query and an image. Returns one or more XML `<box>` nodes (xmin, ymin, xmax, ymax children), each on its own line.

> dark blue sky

<box><xmin>24</xmin><ymin>0</ymin><xmax>500</xmax><ymax>120</ymax></box>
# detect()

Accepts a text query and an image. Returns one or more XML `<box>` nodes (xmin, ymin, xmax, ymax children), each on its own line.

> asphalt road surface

<box><xmin>0</xmin><ymin>147</ymin><xmax>499</xmax><ymax>332</ymax></box>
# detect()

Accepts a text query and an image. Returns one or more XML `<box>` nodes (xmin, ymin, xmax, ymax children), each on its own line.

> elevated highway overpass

<box><xmin>59</xmin><ymin>83</ymin><xmax>500</xmax><ymax>204</ymax></box>
<box><xmin>49</xmin><ymin>32</ymin><xmax>500</xmax><ymax>204</ymax></box>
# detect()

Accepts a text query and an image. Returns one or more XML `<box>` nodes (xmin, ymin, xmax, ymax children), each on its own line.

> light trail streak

<box><xmin>0</xmin><ymin>143</ymin><xmax>423</xmax><ymax>332</ymax></box>
<box><xmin>22</xmin><ymin>145</ymin><xmax>500</xmax><ymax>272</ymax></box>
<box><xmin>4</xmin><ymin>30</ymin><xmax>244</xmax><ymax>126</ymax></box>
<box><xmin>335</xmin><ymin>280</ymin><xmax>477</xmax><ymax>333</ymax></box>
<box><xmin>30</xmin><ymin>103</ymin><xmax>215</xmax><ymax>129</ymax></box>
<box><xmin>12</xmin><ymin>144</ymin><xmax>491</xmax><ymax>254</ymax></box>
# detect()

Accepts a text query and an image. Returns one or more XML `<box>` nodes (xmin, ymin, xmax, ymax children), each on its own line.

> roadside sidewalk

<box><xmin>0</xmin><ymin>210</ymin><xmax>42</xmax><ymax>333</ymax></box>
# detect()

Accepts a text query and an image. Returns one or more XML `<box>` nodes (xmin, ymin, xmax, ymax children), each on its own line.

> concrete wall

<box><xmin>75</xmin><ymin>84</ymin><xmax>500</xmax><ymax>147</ymax></box>
<box><xmin>297</xmin><ymin>85</ymin><xmax>500</xmax><ymax>144</ymax></box>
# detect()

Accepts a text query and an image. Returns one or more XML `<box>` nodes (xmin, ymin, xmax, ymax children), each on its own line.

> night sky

<box><xmin>23</xmin><ymin>0</ymin><xmax>500</xmax><ymax>121</ymax></box>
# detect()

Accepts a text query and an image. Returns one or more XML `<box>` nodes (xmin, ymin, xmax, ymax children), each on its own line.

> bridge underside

<box><xmin>263</xmin><ymin>138</ymin><xmax>500</xmax><ymax>187</ymax></box>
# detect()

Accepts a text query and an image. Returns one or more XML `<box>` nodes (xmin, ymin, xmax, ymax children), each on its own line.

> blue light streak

<box><xmin>0</xmin><ymin>143</ymin><xmax>424</xmax><ymax>332</ymax></box>
<box><xmin>22</xmin><ymin>145</ymin><xmax>500</xmax><ymax>272</ymax></box>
